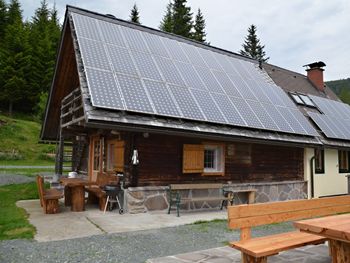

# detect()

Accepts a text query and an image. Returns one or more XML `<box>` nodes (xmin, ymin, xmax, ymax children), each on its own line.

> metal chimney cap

<box><xmin>303</xmin><ymin>61</ymin><xmax>326</xmax><ymax>69</ymax></box>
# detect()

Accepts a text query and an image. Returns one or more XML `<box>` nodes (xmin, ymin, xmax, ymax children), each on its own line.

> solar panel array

<box><xmin>308</xmin><ymin>96</ymin><xmax>350</xmax><ymax>140</ymax></box>
<box><xmin>70</xmin><ymin>12</ymin><xmax>318</xmax><ymax>137</ymax></box>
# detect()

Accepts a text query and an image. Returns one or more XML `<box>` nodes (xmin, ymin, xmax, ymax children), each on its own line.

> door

<box><xmin>89</xmin><ymin>136</ymin><xmax>102</xmax><ymax>182</ymax></box>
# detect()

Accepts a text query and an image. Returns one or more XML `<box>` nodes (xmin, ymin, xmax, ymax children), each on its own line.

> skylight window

<box><xmin>290</xmin><ymin>93</ymin><xmax>316</xmax><ymax>108</ymax></box>
<box><xmin>299</xmin><ymin>94</ymin><xmax>315</xmax><ymax>107</ymax></box>
<box><xmin>290</xmin><ymin>93</ymin><xmax>304</xmax><ymax>104</ymax></box>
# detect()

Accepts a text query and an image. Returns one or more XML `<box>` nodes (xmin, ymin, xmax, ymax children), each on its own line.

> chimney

<box><xmin>303</xmin><ymin>61</ymin><xmax>326</xmax><ymax>92</ymax></box>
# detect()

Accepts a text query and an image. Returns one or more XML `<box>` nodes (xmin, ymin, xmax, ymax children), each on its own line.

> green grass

<box><xmin>0</xmin><ymin>168</ymin><xmax>55</xmax><ymax>177</ymax></box>
<box><xmin>0</xmin><ymin>183</ymin><xmax>38</xmax><ymax>240</ymax></box>
<box><xmin>0</xmin><ymin>114</ymin><xmax>56</xmax><ymax>166</ymax></box>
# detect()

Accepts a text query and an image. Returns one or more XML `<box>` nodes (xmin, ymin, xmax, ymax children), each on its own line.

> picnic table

<box><xmin>294</xmin><ymin>213</ymin><xmax>350</xmax><ymax>263</ymax></box>
<box><xmin>60</xmin><ymin>177</ymin><xmax>92</xmax><ymax>212</ymax></box>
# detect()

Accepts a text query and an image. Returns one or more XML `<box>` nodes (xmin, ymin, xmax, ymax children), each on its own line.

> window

<box><xmin>338</xmin><ymin>150</ymin><xmax>349</xmax><ymax>173</ymax></box>
<box><xmin>290</xmin><ymin>93</ymin><xmax>304</xmax><ymax>104</ymax></box>
<box><xmin>315</xmin><ymin>149</ymin><xmax>324</xmax><ymax>174</ymax></box>
<box><xmin>299</xmin><ymin>94</ymin><xmax>315</xmax><ymax>107</ymax></box>
<box><xmin>203</xmin><ymin>145</ymin><xmax>224</xmax><ymax>175</ymax></box>
<box><xmin>290</xmin><ymin>93</ymin><xmax>316</xmax><ymax>108</ymax></box>
<box><xmin>182</xmin><ymin>143</ymin><xmax>224</xmax><ymax>175</ymax></box>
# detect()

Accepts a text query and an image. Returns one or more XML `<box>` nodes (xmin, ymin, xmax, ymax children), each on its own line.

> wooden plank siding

<box><xmin>134</xmin><ymin>133</ymin><xmax>304</xmax><ymax>186</ymax></box>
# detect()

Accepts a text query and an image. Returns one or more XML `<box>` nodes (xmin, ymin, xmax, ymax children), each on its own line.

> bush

<box><xmin>0</xmin><ymin>150</ymin><xmax>24</xmax><ymax>160</ymax></box>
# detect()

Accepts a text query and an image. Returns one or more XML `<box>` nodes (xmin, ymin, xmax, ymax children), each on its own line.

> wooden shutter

<box><xmin>113</xmin><ymin>141</ymin><xmax>125</xmax><ymax>172</ymax></box>
<box><xmin>183</xmin><ymin>144</ymin><xmax>204</xmax><ymax>173</ymax></box>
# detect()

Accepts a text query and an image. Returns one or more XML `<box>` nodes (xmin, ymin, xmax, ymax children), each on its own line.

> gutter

<box><xmin>310</xmin><ymin>156</ymin><xmax>315</xmax><ymax>198</ymax></box>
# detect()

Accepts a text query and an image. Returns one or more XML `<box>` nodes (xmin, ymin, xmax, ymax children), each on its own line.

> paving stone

<box><xmin>176</xmin><ymin>252</ymin><xmax>209</xmax><ymax>261</ymax></box>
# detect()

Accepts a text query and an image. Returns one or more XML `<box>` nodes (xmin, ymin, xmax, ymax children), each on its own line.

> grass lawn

<box><xmin>0</xmin><ymin>183</ymin><xmax>38</xmax><ymax>240</ymax></box>
<box><xmin>0</xmin><ymin>168</ymin><xmax>55</xmax><ymax>177</ymax></box>
<box><xmin>0</xmin><ymin>114</ymin><xmax>56</xmax><ymax>166</ymax></box>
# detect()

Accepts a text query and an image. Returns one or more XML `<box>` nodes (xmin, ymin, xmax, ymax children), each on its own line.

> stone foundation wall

<box><xmin>125</xmin><ymin>180</ymin><xmax>307</xmax><ymax>214</ymax></box>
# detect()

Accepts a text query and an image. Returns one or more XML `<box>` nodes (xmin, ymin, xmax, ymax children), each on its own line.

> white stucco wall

<box><xmin>304</xmin><ymin>148</ymin><xmax>348</xmax><ymax>198</ymax></box>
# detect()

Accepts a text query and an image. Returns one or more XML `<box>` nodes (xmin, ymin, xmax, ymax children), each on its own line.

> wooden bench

<box><xmin>228</xmin><ymin>195</ymin><xmax>350</xmax><ymax>263</ymax></box>
<box><xmin>36</xmin><ymin>175</ymin><xmax>63</xmax><ymax>214</ymax></box>
<box><xmin>168</xmin><ymin>184</ymin><xmax>256</xmax><ymax>217</ymax></box>
<box><xmin>85</xmin><ymin>172</ymin><xmax>118</xmax><ymax>211</ymax></box>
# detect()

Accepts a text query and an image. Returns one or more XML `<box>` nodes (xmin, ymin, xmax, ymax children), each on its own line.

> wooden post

<box><xmin>248</xmin><ymin>191</ymin><xmax>255</xmax><ymax>204</ymax></box>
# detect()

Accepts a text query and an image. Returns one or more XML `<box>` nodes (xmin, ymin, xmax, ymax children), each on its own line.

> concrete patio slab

<box><xmin>147</xmin><ymin>244</ymin><xmax>331</xmax><ymax>263</ymax></box>
<box><xmin>17</xmin><ymin>199</ymin><xmax>227</xmax><ymax>242</ymax></box>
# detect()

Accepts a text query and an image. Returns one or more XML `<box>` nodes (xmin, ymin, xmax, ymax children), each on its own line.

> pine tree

<box><xmin>172</xmin><ymin>0</ymin><xmax>193</xmax><ymax>38</ymax></box>
<box><xmin>192</xmin><ymin>8</ymin><xmax>207</xmax><ymax>43</ymax></box>
<box><xmin>240</xmin><ymin>24</ymin><xmax>269</xmax><ymax>62</ymax></box>
<box><xmin>159</xmin><ymin>2</ymin><xmax>173</xmax><ymax>32</ymax></box>
<box><xmin>0</xmin><ymin>0</ymin><xmax>7</xmax><ymax>42</ymax></box>
<box><xmin>129</xmin><ymin>3</ymin><xmax>140</xmax><ymax>24</ymax></box>
<box><xmin>0</xmin><ymin>0</ymin><xmax>30</xmax><ymax>115</ymax></box>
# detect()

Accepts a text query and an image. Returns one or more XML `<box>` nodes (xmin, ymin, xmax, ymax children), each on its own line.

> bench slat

<box><xmin>230</xmin><ymin>231</ymin><xmax>326</xmax><ymax>258</ymax></box>
<box><xmin>228</xmin><ymin>195</ymin><xmax>350</xmax><ymax>219</ymax></box>
<box><xmin>229</xmin><ymin>204</ymin><xmax>350</xmax><ymax>229</ymax></box>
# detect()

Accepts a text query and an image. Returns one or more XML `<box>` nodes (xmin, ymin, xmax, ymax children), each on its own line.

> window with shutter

<box><xmin>183</xmin><ymin>144</ymin><xmax>204</xmax><ymax>173</ymax></box>
<box><xmin>107</xmin><ymin>140</ymin><xmax>125</xmax><ymax>172</ymax></box>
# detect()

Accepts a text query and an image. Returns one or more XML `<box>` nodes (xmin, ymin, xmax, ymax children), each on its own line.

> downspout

<box><xmin>310</xmin><ymin>156</ymin><xmax>315</xmax><ymax>198</ymax></box>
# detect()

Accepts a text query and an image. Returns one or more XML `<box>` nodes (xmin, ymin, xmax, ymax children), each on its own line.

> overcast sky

<box><xmin>19</xmin><ymin>0</ymin><xmax>350</xmax><ymax>81</ymax></box>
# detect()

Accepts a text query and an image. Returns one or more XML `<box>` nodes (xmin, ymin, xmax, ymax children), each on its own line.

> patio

<box><xmin>16</xmin><ymin>199</ymin><xmax>331</xmax><ymax>262</ymax></box>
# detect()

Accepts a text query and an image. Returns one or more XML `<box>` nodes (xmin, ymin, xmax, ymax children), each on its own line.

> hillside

<box><xmin>326</xmin><ymin>78</ymin><xmax>350</xmax><ymax>105</ymax></box>
<box><xmin>0</xmin><ymin>114</ymin><xmax>55</xmax><ymax>165</ymax></box>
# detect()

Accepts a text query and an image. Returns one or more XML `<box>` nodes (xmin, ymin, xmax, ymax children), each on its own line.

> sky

<box><xmin>18</xmin><ymin>0</ymin><xmax>350</xmax><ymax>81</ymax></box>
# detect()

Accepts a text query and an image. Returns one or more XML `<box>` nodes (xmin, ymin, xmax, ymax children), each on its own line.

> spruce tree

<box><xmin>159</xmin><ymin>2</ymin><xmax>173</xmax><ymax>32</ymax></box>
<box><xmin>129</xmin><ymin>3</ymin><xmax>140</xmax><ymax>24</ymax></box>
<box><xmin>0</xmin><ymin>0</ymin><xmax>7</xmax><ymax>42</ymax></box>
<box><xmin>0</xmin><ymin>0</ymin><xmax>30</xmax><ymax>115</ymax></box>
<box><xmin>172</xmin><ymin>0</ymin><xmax>193</xmax><ymax>38</ymax></box>
<box><xmin>192</xmin><ymin>8</ymin><xmax>207</xmax><ymax>43</ymax></box>
<box><xmin>240</xmin><ymin>24</ymin><xmax>269</xmax><ymax>62</ymax></box>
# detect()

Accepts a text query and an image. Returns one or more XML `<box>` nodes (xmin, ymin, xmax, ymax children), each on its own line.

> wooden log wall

<box><xmin>134</xmin><ymin>133</ymin><xmax>304</xmax><ymax>186</ymax></box>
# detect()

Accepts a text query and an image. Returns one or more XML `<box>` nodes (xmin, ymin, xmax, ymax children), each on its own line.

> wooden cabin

<box><xmin>41</xmin><ymin>6</ymin><xmax>350</xmax><ymax>213</ymax></box>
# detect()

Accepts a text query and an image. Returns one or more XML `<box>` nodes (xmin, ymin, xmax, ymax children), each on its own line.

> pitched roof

<box><xmin>42</xmin><ymin>6</ymin><xmax>348</xmax><ymax>147</ymax></box>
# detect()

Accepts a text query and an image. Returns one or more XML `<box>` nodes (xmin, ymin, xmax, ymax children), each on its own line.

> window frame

<box><xmin>202</xmin><ymin>143</ymin><xmax>225</xmax><ymax>176</ymax></box>
<box><xmin>314</xmin><ymin>149</ymin><xmax>325</xmax><ymax>174</ymax></box>
<box><xmin>338</xmin><ymin>150</ymin><xmax>350</xmax><ymax>173</ymax></box>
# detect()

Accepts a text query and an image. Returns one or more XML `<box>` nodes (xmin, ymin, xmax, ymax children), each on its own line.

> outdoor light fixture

<box><xmin>131</xmin><ymin>149</ymin><xmax>139</xmax><ymax>165</ymax></box>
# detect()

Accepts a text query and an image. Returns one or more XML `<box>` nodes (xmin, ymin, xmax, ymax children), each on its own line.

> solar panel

<box><xmin>85</xmin><ymin>68</ymin><xmax>124</xmax><ymax>110</ymax></box>
<box><xmin>169</xmin><ymin>85</ymin><xmax>205</xmax><ymax>120</ymax></box>
<box><xmin>116</xmin><ymin>73</ymin><xmax>154</xmax><ymax>113</ymax></box>
<box><xmin>132</xmin><ymin>51</ymin><xmax>162</xmax><ymax>80</ymax></box>
<box><xmin>143</xmin><ymin>79</ymin><xmax>180</xmax><ymax>117</ymax></box>
<box><xmin>198</xmin><ymin>48</ymin><xmax>223</xmax><ymax>71</ymax></box>
<box><xmin>71</xmin><ymin>13</ymin><xmax>101</xmax><ymax>40</ymax></box>
<box><xmin>180</xmin><ymin>43</ymin><xmax>207</xmax><ymax>68</ymax></box>
<box><xmin>230</xmin><ymin>97</ymin><xmax>263</xmax><ymax>128</ymax></box>
<box><xmin>194</xmin><ymin>66</ymin><xmax>224</xmax><ymax>94</ymax></box>
<box><xmin>78</xmin><ymin>38</ymin><xmax>111</xmax><ymax>71</ymax></box>
<box><xmin>162</xmin><ymin>37</ymin><xmax>189</xmax><ymax>63</ymax></box>
<box><xmin>190</xmin><ymin>89</ymin><xmax>226</xmax><ymax>123</ymax></box>
<box><xmin>106</xmin><ymin>44</ymin><xmax>138</xmax><ymax>76</ymax></box>
<box><xmin>174</xmin><ymin>61</ymin><xmax>206</xmax><ymax>90</ymax></box>
<box><xmin>211</xmin><ymin>93</ymin><xmax>247</xmax><ymax>126</ymax></box>
<box><xmin>120</xmin><ymin>26</ymin><xmax>149</xmax><ymax>53</ymax></box>
<box><xmin>212</xmin><ymin>70</ymin><xmax>241</xmax><ymax>98</ymax></box>
<box><xmin>247</xmin><ymin>100</ymin><xmax>279</xmax><ymax>130</ymax></box>
<box><xmin>71</xmin><ymin>10</ymin><xmax>319</xmax><ymax>138</ymax></box>
<box><xmin>153</xmin><ymin>56</ymin><xmax>186</xmax><ymax>86</ymax></box>
<box><xmin>98</xmin><ymin>20</ymin><xmax>125</xmax><ymax>47</ymax></box>
<box><xmin>142</xmin><ymin>33</ymin><xmax>170</xmax><ymax>58</ymax></box>
<box><xmin>308</xmin><ymin>95</ymin><xmax>350</xmax><ymax>140</ymax></box>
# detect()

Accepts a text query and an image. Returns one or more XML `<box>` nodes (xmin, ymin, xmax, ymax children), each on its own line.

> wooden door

<box><xmin>89</xmin><ymin>136</ymin><xmax>102</xmax><ymax>182</ymax></box>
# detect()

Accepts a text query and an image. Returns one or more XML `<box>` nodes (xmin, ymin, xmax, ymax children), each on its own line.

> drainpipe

<box><xmin>310</xmin><ymin>156</ymin><xmax>315</xmax><ymax>198</ymax></box>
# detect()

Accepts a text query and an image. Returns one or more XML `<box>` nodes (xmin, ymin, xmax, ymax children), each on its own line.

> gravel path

<box><xmin>0</xmin><ymin>173</ymin><xmax>35</xmax><ymax>185</ymax></box>
<box><xmin>0</xmin><ymin>221</ymin><xmax>294</xmax><ymax>263</ymax></box>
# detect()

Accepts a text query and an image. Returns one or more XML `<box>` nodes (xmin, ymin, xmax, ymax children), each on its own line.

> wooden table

<box><xmin>294</xmin><ymin>213</ymin><xmax>350</xmax><ymax>263</ymax></box>
<box><xmin>60</xmin><ymin>178</ymin><xmax>92</xmax><ymax>212</ymax></box>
